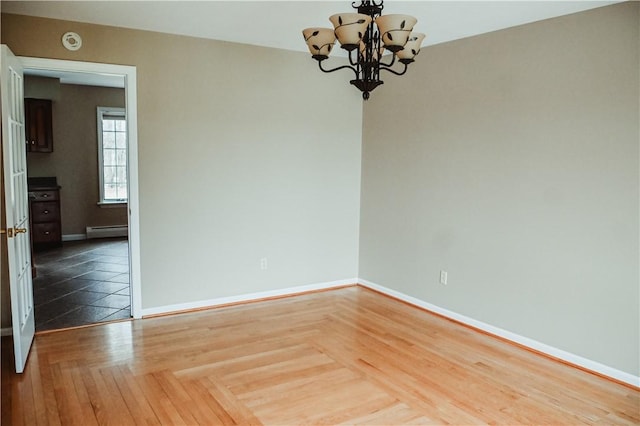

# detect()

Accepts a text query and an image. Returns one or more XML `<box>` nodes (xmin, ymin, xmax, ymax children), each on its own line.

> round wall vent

<box><xmin>62</xmin><ymin>32</ymin><xmax>82</xmax><ymax>51</ymax></box>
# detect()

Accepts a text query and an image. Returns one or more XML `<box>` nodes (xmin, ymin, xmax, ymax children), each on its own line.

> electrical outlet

<box><xmin>440</xmin><ymin>270</ymin><xmax>448</xmax><ymax>285</ymax></box>
<box><xmin>260</xmin><ymin>258</ymin><xmax>268</xmax><ymax>270</ymax></box>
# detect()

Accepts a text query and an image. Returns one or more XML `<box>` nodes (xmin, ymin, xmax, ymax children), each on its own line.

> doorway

<box><xmin>19</xmin><ymin>57</ymin><xmax>141</xmax><ymax>326</ymax></box>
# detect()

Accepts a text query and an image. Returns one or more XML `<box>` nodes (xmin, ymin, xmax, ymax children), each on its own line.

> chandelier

<box><xmin>302</xmin><ymin>0</ymin><xmax>425</xmax><ymax>100</ymax></box>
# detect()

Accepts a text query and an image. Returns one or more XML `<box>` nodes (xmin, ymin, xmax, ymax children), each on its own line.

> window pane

<box><xmin>105</xmin><ymin>184</ymin><xmax>118</xmax><ymax>200</ymax></box>
<box><xmin>116</xmin><ymin>184</ymin><xmax>127</xmax><ymax>200</ymax></box>
<box><xmin>116</xmin><ymin>166</ymin><xmax>127</xmax><ymax>184</ymax></box>
<box><xmin>115</xmin><ymin>132</ymin><xmax>127</xmax><ymax>149</ymax></box>
<box><xmin>103</xmin><ymin>119</ymin><xmax>115</xmax><ymax>131</ymax></box>
<box><xmin>103</xmin><ymin>149</ymin><xmax>116</xmax><ymax>166</ymax></box>
<box><xmin>104</xmin><ymin>166</ymin><xmax>116</xmax><ymax>184</ymax></box>
<box><xmin>116</xmin><ymin>149</ymin><xmax>127</xmax><ymax>166</ymax></box>
<box><xmin>103</xmin><ymin>131</ymin><xmax>116</xmax><ymax>148</ymax></box>
<box><xmin>115</xmin><ymin>119</ymin><xmax>126</xmax><ymax>131</ymax></box>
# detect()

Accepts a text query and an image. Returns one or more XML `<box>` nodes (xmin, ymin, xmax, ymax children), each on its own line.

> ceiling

<box><xmin>25</xmin><ymin>68</ymin><xmax>125</xmax><ymax>88</ymax></box>
<box><xmin>2</xmin><ymin>1</ymin><xmax>620</xmax><ymax>54</ymax></box>
<box><xmin>4</xmin><ymin>1</ymin><xmax>620</xmax><ymax>89</ymax></box>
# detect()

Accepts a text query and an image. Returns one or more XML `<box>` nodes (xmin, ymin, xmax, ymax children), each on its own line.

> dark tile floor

<box><xmin>32</xmin><ymin>238</ymin><xmax>131</xmax><ymax>332</ymax></box>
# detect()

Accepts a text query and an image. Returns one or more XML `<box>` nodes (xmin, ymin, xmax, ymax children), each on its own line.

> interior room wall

<box><xmin>1</xmin><ymin>13</ymin><xmax>362</xmax><ymax>312</ymax></box>
<box><xmin>359</xmin><ymin>2</ymin><xmax>639</xmax><ymax>376</ymax></box>
<box><xmin>25</xmin><ymin>77</ymin><xmax>127</xmax><ymax>236</ymax></box>
<box><xmin>23</xmin><ymin>75</ymin><xmax>60</xmax><ymax>100</ymax></box>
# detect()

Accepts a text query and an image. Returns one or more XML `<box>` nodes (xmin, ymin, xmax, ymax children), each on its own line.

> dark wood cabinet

<box><xmin>25</xmin><ymin>98</ymin><xmax>53</xmax><ymax>153</ymax></box>
<box><xmin>29</xmin><ymin>187</ymin><xmax>62</xmax><ymax>250</ymax></box>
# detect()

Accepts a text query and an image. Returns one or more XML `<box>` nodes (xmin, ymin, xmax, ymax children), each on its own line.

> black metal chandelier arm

<box><xmin>318</xmin><ymin>60</ymin><xmax>359</xmax><ymax>80</ymax></box>
<box><xmin>348</xmin><ymin>49</ymin><xmax>360</xmax><ymax>67</ymax></box>
<box><xmin>379</xmin><ymin>62</ymin><xmax>409</xmax><ymax>76</ymax></box>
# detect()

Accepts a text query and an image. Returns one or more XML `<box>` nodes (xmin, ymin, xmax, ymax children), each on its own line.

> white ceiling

<box><xmin>25</xmin><ymin>68</ymin><xmax>125</xmax><ymax>88</ymax></box>
<box><xmin>2</xmin><ymin>1</ymin><xmax>620</xmax><ymax>54</ymax></box>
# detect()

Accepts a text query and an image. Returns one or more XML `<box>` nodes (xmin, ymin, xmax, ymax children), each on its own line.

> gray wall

<box><xmin>359</xmin><ymin>2</ymin><xmax>639</xmax><ymax>376</ymax></box>
<box><xmin>1</xmin><ymin>13</ymin><xmax>362</xmax><ymax>312</ymax></box>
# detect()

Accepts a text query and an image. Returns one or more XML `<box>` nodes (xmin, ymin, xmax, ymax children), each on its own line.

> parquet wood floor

<box><xmin>2</xmin><ymin>286</ymin><xmax>638</xmax><ymax>425</ymax></box>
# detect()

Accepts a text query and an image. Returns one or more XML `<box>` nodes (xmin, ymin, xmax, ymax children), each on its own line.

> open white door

<box><xmin>1</xmin><ymin>45</ymin><xmax>35</xmax><ymax>373</ymax></box>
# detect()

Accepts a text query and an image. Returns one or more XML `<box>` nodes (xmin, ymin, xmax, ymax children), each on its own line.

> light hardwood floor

<box><xmin>2</xmin><ymin>286</ymin><xmax>638</xmax><ymax>425</ymax></box>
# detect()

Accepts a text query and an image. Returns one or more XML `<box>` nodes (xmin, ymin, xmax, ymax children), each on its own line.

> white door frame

<box><xmin>19</xmin><ymin>56</ymin><xmax>142</xmax><ymax>319</ymax></box>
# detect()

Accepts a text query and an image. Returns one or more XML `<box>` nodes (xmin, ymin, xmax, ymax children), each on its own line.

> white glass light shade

<box><xmin>375</xmin><ymin>14</ymin><xmax>417</xmax><ymax>52</ymax></box>
<box><xmin>329</xmin><ymin>13</ymin><xmax>372</xmax><ymax>50</ymax></box>
<box><xmin>302</xmin><ymin>28</ymin><xmax>336</xmax><ymax>58</ymax></box>
<box><xmin>396</xmin><ymin>33</ymin><xmax>426</xmax><ymax>62</ymax></box>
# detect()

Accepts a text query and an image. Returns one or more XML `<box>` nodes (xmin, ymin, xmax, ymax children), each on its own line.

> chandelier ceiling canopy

<box><xmin>302</xmin><ymin>0</ymin><xmax>425</xmax><ymax>100</ymax></box>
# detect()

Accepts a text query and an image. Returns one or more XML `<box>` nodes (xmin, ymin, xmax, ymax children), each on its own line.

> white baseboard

<box><xmin>140</xmin><ymin>278</ymin><xmax>358</xmax><ymax>318</ymax></box>
<box><xmin>86</xmin><ymin>225</ymin><xmax>128</xmax><ymax>239</ymax></box>
<box><xmin>1</xmin><ymin>327</ymin><xmax>12</xmax><ymax>337</ymax></box>
<box><xmin>62</xmin><ymin>234</ymin><xmax>87</xmax><ymax>242</ymax></box>
<box><xmin>358</xmin><ymin>279</ymin><xmax>639</xmax><ymax>388</ymax></box>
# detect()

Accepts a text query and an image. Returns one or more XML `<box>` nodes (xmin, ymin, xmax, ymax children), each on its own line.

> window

<box><xmin>97</xmin><ymin>107</ymin><xmax>127</xmax><ymax>205</ymax></box>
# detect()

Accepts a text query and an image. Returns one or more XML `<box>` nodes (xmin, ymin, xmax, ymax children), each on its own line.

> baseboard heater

<box><xmin>85</xmin><ymin>225</ymin><xmax>128</xmax><ymax>239</ymax></box>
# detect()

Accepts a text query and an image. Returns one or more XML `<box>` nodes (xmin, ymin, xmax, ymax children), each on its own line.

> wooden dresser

<box><xmin>28</xmin><ymin>177</ymin><xmax>62</xmax><ymax>251</ymax></box>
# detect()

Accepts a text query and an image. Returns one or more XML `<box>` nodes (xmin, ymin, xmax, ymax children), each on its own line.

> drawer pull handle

<box><xmin>42</xmin><ymin>194</ymin><xmax>49</xmax><ymax>198</ymax></box>
<box><xmin>44</xmin><ymin>231</ymin><xmax>50</xmax><ymax>235</ymax></box>
<box><xmin>43</xmin><ymin>210</ymin><xmax>49</xmax><ymax>214</ymax></box>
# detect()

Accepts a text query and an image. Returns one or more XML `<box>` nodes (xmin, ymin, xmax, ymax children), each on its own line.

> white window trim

<box><xmin>97</xmin><ymin>106</ymin><xmax>127</xmax><ymax>206</ymax></box>
<box><xmin>97</xmin><ymin>201</ymin><xmax>127</xmax><ymax>208</ymax></box>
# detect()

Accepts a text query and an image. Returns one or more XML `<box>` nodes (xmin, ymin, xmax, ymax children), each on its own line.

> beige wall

<box><xmin>359</xmin><ymin>2</ymin><xmax>639</xmax><ymax>376</ymax></box>
<box><xmin>26</xmin><ymin>78</ymin><xmax>128</xmax><ymax>235</ymax></box>
<box><xmin>1</xmin><ymin>13</ymin><xmax>362</xmax><ymax>312</ymax></box>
